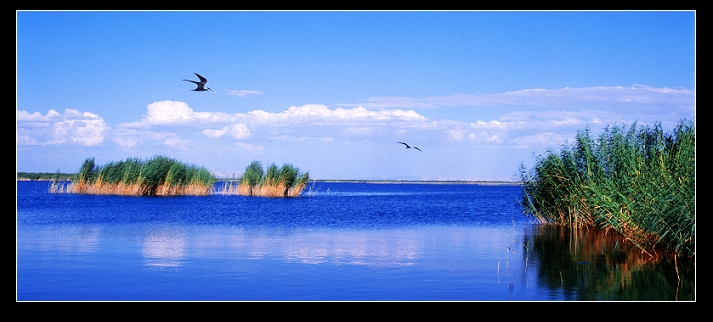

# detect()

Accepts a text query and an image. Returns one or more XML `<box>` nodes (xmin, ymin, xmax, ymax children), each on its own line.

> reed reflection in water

<box><xmin>524</xmin><ymin>225</ymin><xmax>695</xmax><ymax>301</ymax></box>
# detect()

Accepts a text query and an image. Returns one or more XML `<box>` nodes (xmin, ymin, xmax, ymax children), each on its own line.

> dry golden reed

<box><xmin>60</xmin><ymin>178</ymin><xmax>213</xmax><ymax>196</ymax></box>
<box><xmin>219</xmin><ymin>182</ymin><xmax>308</xmax><ymax>197</ymax></box>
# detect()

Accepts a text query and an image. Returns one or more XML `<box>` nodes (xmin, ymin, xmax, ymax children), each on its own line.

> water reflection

<box><xmin>525</xmin><ymin>225</ymin><xmax>695</xmax><ymax>301</ymax></box>
<box><xmin>142</xmin><ymin>228</ymin><xmax>187</xmax><ymax>268</ymax></box>
<box><xmin>22</xmin><ymin>226</ymin><xmax>101</xmax><ymax>254</ymax></box>
<box><xmin>18</xmin><ymin>222</ymin><xmax>694</xmax><ymax>300</ymax></box>
<box><xmin>237</xmin><ymin>229</ymin><xmax>421</xmax><ymax>266</ymax></box>
<box><xmin>19</xmin><ymin>224</ymin><xmax>515</xmax><ymax>269</ymax></box>
<box><xmin>134</xmin><ymin>226</ymin><xmax>490</xmax><ymax>268</ymax></box>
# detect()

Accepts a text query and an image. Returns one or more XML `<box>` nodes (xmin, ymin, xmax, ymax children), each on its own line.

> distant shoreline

<box><xmin>309</xmin><ymin>179</ymin><xmax>522</xmax><ymax>186</ymax></box>
<box><xmin>18</xmin><ymin>177</ymin><xmax>522</xmax><ymax>186</ymax></box>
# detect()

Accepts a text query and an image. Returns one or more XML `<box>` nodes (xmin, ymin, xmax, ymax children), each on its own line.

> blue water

<box><xmin>17</xmin><ymin>181</ymin><xmax>692</xmax><ymax>301</ymax></box>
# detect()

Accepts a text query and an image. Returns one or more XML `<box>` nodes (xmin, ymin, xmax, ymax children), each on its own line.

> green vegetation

<box><xmin>42</xmin><ymin>156</ymin><xmax>311</xmax><ymax>198</ymax></box>
<box><xmin>62</xmin><ymin>155</ymin><xmax>216</xmax><ymax>196</ymax></box>
<box><xmin>519</xmin><ymin>119</ymin><xmax>695</xmax><ymax>258</ymax></box>
<box><xmin>224</xmin><ymin>160</ymin><xmax>310</xmax><ymax>197</ymax></box>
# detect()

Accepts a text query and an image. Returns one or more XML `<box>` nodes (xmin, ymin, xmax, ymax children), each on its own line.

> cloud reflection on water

<box><xmin>142</xmin><ymin>228</ymin><xmax>187</xmax><ymax>268</ymax></box>
<box><xmin>19</xmin><ymin>224</ymin><xmax>516</xmax><ymax>270</ymax></box>
<box><xmin>150</xmin><ymin>225</ymin><xmax>514</xmax><ymax>269</ymax></box>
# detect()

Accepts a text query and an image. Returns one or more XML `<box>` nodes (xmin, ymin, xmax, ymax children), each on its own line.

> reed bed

<box><xmin>59</xmin><ymin>155</ymin><xmax>216</xmax><ymax>196</ymax></box>
<box><xmin>519</xmin><ymin>119</ymin><xmax>695</xmax><ymax>258</ymax></box>
<box><xmin>223</xmin><ymin>160</ymin><xmax>310</xmax><ymax>197</ymax></box>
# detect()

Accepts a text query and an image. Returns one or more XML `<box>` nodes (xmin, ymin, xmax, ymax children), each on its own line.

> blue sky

<box><xmin>16</xmin><ymin>11</ymin><xmax>695</xmax><ymax>180</ymax></box>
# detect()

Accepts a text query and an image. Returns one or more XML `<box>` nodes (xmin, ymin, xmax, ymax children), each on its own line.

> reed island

<box><xmin>223</xmin><ymin>160</ymin><xmax>310</xmax><ymax>197</ymax></box>
<box><xmin>519</xmin><ymin>119</ymin><xmax>695</xmax><ymax>259</ymax></box>
<box><xmin>49</xmin><ymin>156</ymin><xmax>311</xmax><ymax>198</ymax></box>
<box><xmin>52</xmin><ymin>155</ymin><xmax>216</xmax><ymax>196</ymax></box>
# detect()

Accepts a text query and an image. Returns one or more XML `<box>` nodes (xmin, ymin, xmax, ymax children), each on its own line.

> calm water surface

<box><xmin>16</xmin><ymin>181</ymin><xmax>693</xmax><ymax>301</ymax></box>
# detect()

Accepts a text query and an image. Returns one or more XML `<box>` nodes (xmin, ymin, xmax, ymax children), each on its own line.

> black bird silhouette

<box><xmin>184</xmin><ymin>73</ymin><xmax>213</xmax><ymax>91</ymax></box>
<box><xmin>398</xmin><ymin>142</ymin><xmax>422</xmax><ymax>152</ymax></box>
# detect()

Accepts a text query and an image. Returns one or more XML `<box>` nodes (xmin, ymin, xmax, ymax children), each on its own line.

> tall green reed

<box><xmin>520</xmin><ymin>119</ymin><xmax>695</xmax><ymax>258</ymax></box>
<box><xmin>236</xmin><ymin>160</ymin><xmax>310</xmax><ymax>197</ymax></box>
<box><xmin>66</xmin><ymin>155</ymin><xmax>216</xmax><ymax>196</ymax></box>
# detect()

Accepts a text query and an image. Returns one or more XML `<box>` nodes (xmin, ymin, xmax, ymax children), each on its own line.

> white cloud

<box><xmin>353</xmin><ymin>85</ymin><xmax>695</xmax><ymax>113</ymax></box>
<box><xmin>202</xmin><ymin>127</ymin><xmax>229</xmax><ymax>138</ymax></box>
<box><xmin>164</xmin><ymin>137</ymin><xmax>182</xmax><ymax>147</ymax></box>
<box><xmin>470</xmin><ymin>119</ymin><xmax>518</xmax><ymax>130</ymax></box>
<box><xmin>20</xmin><ymin>84</ymin><xmax>692</xmax><ymax>155</ymax></box>
<box><xmin>121</xmin><ymin>101</ymin><xmax>429</xmax><ymax>141</ymax></box>
<box><xmin>111</xmin><ymin>128</ymin><xmax>158</xmax><ymax>148</ymax></box>
<box><xmin>343</xmin><ymin>127</ymin><xmax>372</xmax><ymax>137</ymax></box>
<box><xmin>202</xmin><ymin>123</ymin><xmax>250</xmax><ymax>139</ymax></box>
<box><xmin>16</xmin><ymin>109</ymin><xmax>63</xmax><ymax>122</ymax></box>
<box><xmin>150</xmin><ymin>132</ymin><xmax>187</xmax><ymax>148</ymax></box>
<box><xmin>235</xmin><ymin>142</ymin><xmax>265</xmax><ymax>154</ymax></box>
<box><xmin>243</xmin><ymin>104</ymin><xmax>426</xmax><ymax>125</ymax></box>
<box><xmin>229</xmin><ymin>123</ymin><xmax>250</xmax><ymax>139</ymax></box>
<box><xmin>110</xmin><ymin>102</ymin><xmax>436</xmax><ymax>153</ymax></box>
<box><xmin>121</xmin><ymin>100</ymin><xmax>240</xmax><ymax>129</ymax></box>
<box><xmin>145</xmin><ymin>100</ymin><xmax>194</xmax><ymax>125</ymax></box>
<box><xmin>227</xmin><ymin>89</ymin><xmax>264</xmax><ymax>97</ymax></box>
<box><xmin>344</xmin><ymin>96</ymin><xmax>438</xmax><ymax>109</ymax></box>
<box><xmin>112</xmin><ymin>135</ymin><xmax>141</xmax><ymax>148</ymax></box>
<box><xmin>110</xmin><ymin>127</ymin><xmax>187</xmax><ymax>149</ymax></box>
<box><xmin>16</xmin><ymin>108</ymin><xmax>110</xmax><ymax>146</ymax></box>
<box><xmin>448</xmin><ymin>129</ymin><xmax>467</xmax><ymax>141</ymax></box>
<box><xmin>449</xmin><ymin>128</ymin><xmax>503</xmax><ymax>144</ymax></box>
<box><xmin>510</xmin><ymin>132</ymin><xmax>575</xmax><ymax>149</ymax></box>
<box><xmin>129</xmin><ymin>101</ymin><xmax>426</xmax><ymax>129</ymax></box>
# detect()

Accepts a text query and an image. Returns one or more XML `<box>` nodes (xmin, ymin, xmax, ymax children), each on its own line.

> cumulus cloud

<box><xmin>127</xmin><ymin>101</ymin><xmax>425</xmax><ymax>128</ymax></box>
<box><xmin>202</xmin><ymin>123</ymin><xmax>250</xmax><ymax>139</ymax></box>
<box><xmin>119</xmin><ymin>100</ymin><xmax>237</xmax><ymax>128</ymax></box>
<box><xmin>145</xmin><ymin>100</ymin><xmax>194</xmax><ymax>125</ymax></box>
<box><xmin>119</xmin><ymin>101</ymin><xmax>428</xmax><ymax>141</ymax></box>
<box><xmin>121</xmin><ymin>91</ymin><xmax>690</xmax><ymax>152</ymax></box>
<box><xmin>236</xmin><ymin>104</ymin><xmax>425</xmax><ymax>125</ymax></box>
<box><xmin>229</xmin><ymin>124</ymin><xmax>251</xmax><ymax>139</ymax></box>
<box><xmin>164</xmin><ymin>137</ymin><xmax>182</xmax><ymax>147</ymax></box>
<box><xmin>105</xmin><ymin>101</ymin><xmax>439</xmax><ymax>154</ymax></box>
<box><xmin>202</xmin><ymin>127</ymin><xmax>230</xmax><ymax>138</ymax></box>
<box><xmin>16</xmin><ymin>108</ymin><xmax>110</xmax><ymax>146</ymax></box>
<box><xmin>20</xmin><ymin>84</ymin><xmax>692</xmax><ymax>154</ymax></box>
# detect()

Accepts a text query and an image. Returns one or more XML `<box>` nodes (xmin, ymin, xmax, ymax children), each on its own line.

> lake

<box><xmin>16</xmin><ymin>181</ymin><xmax>694</xmax><ymax>301</ymax></box>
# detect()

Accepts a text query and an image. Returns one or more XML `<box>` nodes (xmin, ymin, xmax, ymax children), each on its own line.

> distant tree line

<box><xmin>17</xmin><ymin>172</ymin><xmax>75</xmax><ymax>181</ymax></box>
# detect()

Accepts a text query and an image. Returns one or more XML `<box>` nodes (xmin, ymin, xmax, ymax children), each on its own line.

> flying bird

<box><xmin>398</xmin><ymin>142</ymin><xmax>422</xmax><ymax>152</ymax></box>
<box><xmin>184</xmin><ymin>73</ymin><xmax>213</xmax><ymax>91</ymax></box>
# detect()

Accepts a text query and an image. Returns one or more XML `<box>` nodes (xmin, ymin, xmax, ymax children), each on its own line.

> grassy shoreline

<box><xmin>519</xmin><ymin>119</ymin><xmax>695</xmax><ymax>259</ymax></box>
